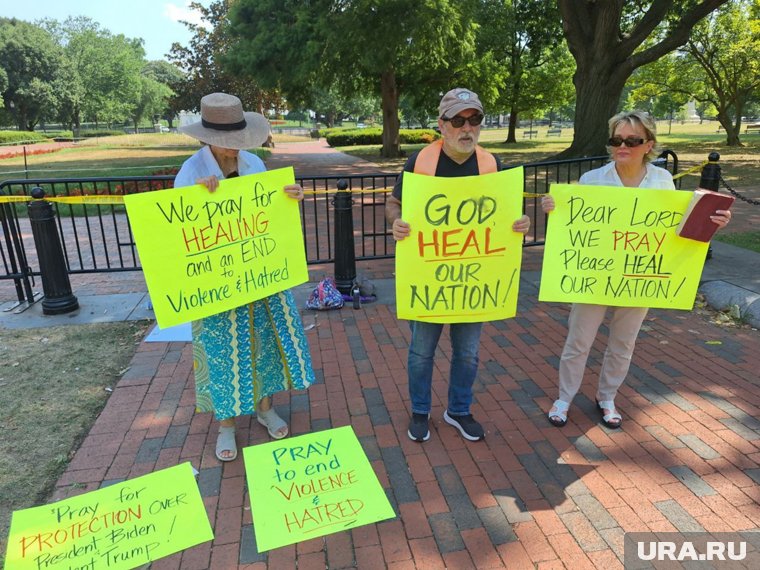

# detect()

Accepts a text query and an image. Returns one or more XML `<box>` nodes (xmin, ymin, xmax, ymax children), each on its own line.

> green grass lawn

<box><xmin>714</xmin><ymin>231</ymin><xmax>760</xmax><ymax>253</ymax></box>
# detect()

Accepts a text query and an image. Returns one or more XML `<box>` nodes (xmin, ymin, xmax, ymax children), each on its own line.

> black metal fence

<box><xmin>1</xmin><ymin>152</ymin><xmax>679</xmax><ymax>307</ymax></box>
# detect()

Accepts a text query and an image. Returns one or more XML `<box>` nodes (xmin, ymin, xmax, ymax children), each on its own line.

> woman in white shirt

<box><xmin>175</xmin><ymin>93</ymin><xmax>314</xmax><ymax>461</ymax></box>
<box><xmin>541</xmin><ymin>110</ymin><xmax>731</xmax><ymax>430</ymax></box>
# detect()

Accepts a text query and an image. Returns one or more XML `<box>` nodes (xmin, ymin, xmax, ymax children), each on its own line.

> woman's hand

<box><xmin>392</xmin><ymin>218</ymin><xmax>411</xmax><ymax>241</ymax></box>
<box><xmin>541</xmin><ymin>194</ymin><xmax>555</xmax><ymax>213</ymax></box>
<box><xmin>284</xmin><ymin>184</ymin><xmax>305</xmax><ymax>201</ymax></box>
<box><xmin>196</xmin><ymin>176</ymin><xmax>220</xmax><ymax>193</ymax></box>
<box><xmin>711</xmin><ymin>209</ymin><xmax>731</xmax><ymax>230</ymax></box>
<box><xmin>512</xmin><ymin>214</ymin><xmax>531</xmax><ymax>235</ymax></box>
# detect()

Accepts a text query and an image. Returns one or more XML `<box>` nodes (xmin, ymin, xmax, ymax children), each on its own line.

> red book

<box><xmin>676</xmin><ymin>189</ymin><xmax>735</xmax><ymax>242</ymax></box>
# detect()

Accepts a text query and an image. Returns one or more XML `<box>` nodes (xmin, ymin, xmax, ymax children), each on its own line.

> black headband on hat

<box><xmin>201</xmin><ymin>118</ymin><xmax>248</xmax><ymax>131</ymax></box>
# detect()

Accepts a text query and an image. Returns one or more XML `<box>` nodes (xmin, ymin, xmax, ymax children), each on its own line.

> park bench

<box><xmin>745</xmin><ymin>124</ymin><xmax>760</xmax><ymax>134</ymax></box>
<box><xmin>523</xmin><ymin>130</ymin><xmax>538</xmax><ymax>138</ymax></box>
<box><xmin>547</xmin><ymin>128</ymin><xmax>562</xmax><ymax>137</ymax></box>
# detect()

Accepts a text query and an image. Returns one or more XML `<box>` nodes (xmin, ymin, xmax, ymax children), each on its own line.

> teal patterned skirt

<box><xmin>192</xmin><ymin>290</ymin><xmax>314</xmax><ymax>420</ymax></box>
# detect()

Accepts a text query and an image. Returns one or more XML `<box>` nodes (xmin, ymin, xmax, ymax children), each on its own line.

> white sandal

<box><xmin>596</xmin><ymin>399</ymin><xmax>622</xmax><ymax>429</ymax></box>
<box><xmin>548</xmin><ymin>400</ymin><xmax>570</xmax><ymax>427</ymax></box>
<box><xmin>257</xmin><ymin>407</ymin><xmax>289</xmax><ymax>439</ymax></box>
<box><xmin>215</xmin><ymin>426</ymin><xmax>237</xmax><ymax>461</ymax></box>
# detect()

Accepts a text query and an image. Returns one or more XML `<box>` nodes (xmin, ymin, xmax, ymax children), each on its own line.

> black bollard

<box><xmin>698</xmin><ymin>153</ymin><xmax>721</xmax><ymax>261</ymax></box>
<box><xmin>698</xmin><ymin>151</ymin><xmax>721</xmax><ymax>191</ymax></box>
<box><xmin>333</xmin><ymin>179</ymin><xmax>357</xmax><ymax>295</ymax></box>
<box><xmin>27</xmin><ymin>187</ymin><xmax>79</xmax><ymax>314</ymax></box>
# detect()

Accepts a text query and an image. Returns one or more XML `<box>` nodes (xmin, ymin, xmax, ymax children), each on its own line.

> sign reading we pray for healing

<box><xmin>124</xmin><ymin>167</ymin><xmax>308</xmax><ymax>328</ymax></box>
<box><xmin>244</xmin><ymin>426</ymin><xmax>395</xmax><ymax>552</ymax></box>
<box><xmin>4</xmin><ymin>463</ymin><xmax>213</xmax><ymax>570</ymax></box>
<box><xmin>539</xmin><ymin>184</ymin><xmax>709</xmax><ymax>309</ymax></box>
<box><xmin>395</xmin><ymin>168</ymin><xmax>525</xmax><ymax>323</ymax></box>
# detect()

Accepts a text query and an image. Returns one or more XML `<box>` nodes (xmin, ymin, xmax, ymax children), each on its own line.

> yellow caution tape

<box><xmin>672</xmin><ymin>160</ymin><xmax>712</xmax><ymax>181</ymax></box>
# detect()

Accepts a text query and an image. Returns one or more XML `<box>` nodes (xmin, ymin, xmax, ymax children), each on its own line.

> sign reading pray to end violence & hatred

<box><xmin>395</xmin><ymin>168</ymin><xmax>525</xmax><ymax>323</ymax></box>
<box><xmin>124</xmin><ymin>167</ymin><xmax>308</xmax><ymax>328</ymax></box>
<box><xmin>4</xmin><ymin>463</ymin><xmax>213</xmax><ymax>570</ymax></box>
<box><xmin>539</xmin><ymin>184</ymin><xmax>709</xmax><ymax>309</ymax></box>
<box><xmin>244</xmin><ymin>426</ymin><xmax>395</xmax><ymax>552</ymax></box>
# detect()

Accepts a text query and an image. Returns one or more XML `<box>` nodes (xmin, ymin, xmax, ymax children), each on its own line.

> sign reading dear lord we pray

<box><xmin>244</xmin><ymin>426</ymin><xmax>395</xmax><ymax>552</ymax></box>
<box><xmin>124</xmin><ymin>167</ymin><xmax>308</xmax><ymax>328</ymax></box>
<box><xmin>539</xmin><ymin>184</ymin><xmax>709</xmax><ymax>309</ymax></box>
<box><xmin>4</xmin><ymin>463</ymin><xmax>213</xmax><ymax>570</ymax></box>
<box><xmin>395</xmin><ymin>168</ymin><xmax>525</xmax><ymax>323</ymax></box>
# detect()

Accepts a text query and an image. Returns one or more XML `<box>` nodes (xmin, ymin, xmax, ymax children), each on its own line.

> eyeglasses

<box><xmin>443</xmin><ymin>114</ymin><xmax>484</xmax><ymax>128</ymax></box>
<box><xmin>608</xmin><ymin>136</ymin><xmax>648</xmax><ymax>147</ymax></box>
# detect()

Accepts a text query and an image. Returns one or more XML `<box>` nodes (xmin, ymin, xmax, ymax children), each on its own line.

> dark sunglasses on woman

<box><xmin>608</xmin><ymin>136</ymin><xmax>647</xmax><ymax>147</ymax></box>
<box><xmin>443</xmin><ymin>114</ymin><xmax>484</xmax><ymax>128</ymax></box>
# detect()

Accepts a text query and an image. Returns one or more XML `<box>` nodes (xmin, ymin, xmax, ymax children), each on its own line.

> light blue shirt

<box><xmin>579</xmin><ymin>160</ymin><xmax>675</xmax><ymax>190</ymax></box>
<box><xmin>174</xmin><ymin>145</ymin><xmax>266</xmax><ymax>188</ymax></box>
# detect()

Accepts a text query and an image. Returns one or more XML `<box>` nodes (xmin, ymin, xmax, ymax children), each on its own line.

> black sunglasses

<box><xmin>443</xmin><ymin>114</ymin><xmax>484</xmax><ymax>128</ymax></box>
<box><xmin>608</xmin><ymin>136</ymin><xmax>647</xmax><ymax>147</ymax></box>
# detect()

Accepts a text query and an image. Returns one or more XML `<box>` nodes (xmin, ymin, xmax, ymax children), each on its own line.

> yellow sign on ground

<box><xmin>395</xmin><ymin>168</ymin><xmax>525</xmax><ymax>323</ymax></box>
<box><xmin>539</xmin><ymin>184</ymin><xmax>708</xmax><ymax>309</ymax></box>
<box><xmin>124</xmin><ymin>167</ymin><xmax>308</xmax><ymax>328</ymax></box>
<box><xmin>244</xmin><ymin>426</ymin><xmax>395</xmax><ymax>552</ymax></box>
<box><xmin>4</xmin><ymin>463</ymin><xmax>213</xmax><ymax>570</ymax></box>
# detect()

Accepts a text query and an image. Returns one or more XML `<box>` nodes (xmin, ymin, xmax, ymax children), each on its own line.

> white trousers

<box><xmin>558</xmin><ymin>303</ymin><xmax>648</xmax><ymax>404</ymax></box>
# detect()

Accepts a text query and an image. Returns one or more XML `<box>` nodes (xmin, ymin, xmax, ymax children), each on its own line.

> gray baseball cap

<box><xmin>438</xmin><ymin>88</ymin><xmax>484</xmax><ymax>119</ymax></box>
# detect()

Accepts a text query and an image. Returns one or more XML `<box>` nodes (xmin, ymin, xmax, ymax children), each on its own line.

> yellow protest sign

<box><xmin>4</xmin><ymin>463</ymin><xmax>213</xmax><ymax>570</ymax></box>
<box><xmin>244</xmin><ymin>426</ymin><xmax>395</xmax><ymax>552</ymax></box>
<box><xmin>395</xmin><ymin>168</ymin><xmax>525</xmax><ymax>323</ymax></box>
<box><xmin>124</xmin><ymin>167</ymin><xmax>308</xmax><ymax>328</ymax></box>
<box><xmin>539</xmin><ymin>184</ymin><xmax>709</xmax><ymax>309</ymax></box>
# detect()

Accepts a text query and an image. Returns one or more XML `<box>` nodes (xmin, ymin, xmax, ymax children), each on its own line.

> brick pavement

<box><xmin>34</xmin><ymin>142</ymin><xmax>760</xmax><ymax>568</ymax></box>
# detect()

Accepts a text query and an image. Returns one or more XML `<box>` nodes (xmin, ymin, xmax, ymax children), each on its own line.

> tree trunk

<box><xmin>557</xmin><ymin>55</ymin><xmax>626</xmax><ymax>158</ymax></box>
<box><xmin>505</xmin><ymin>111</ymin><xmax>518</xmax><ymax>143</ymax></box>
<box><xmin>380</xmin><ymin>69</ymin><xmax>400</xmax><ymax>158</ymax></box>
<box><xmin>717</xmin><ymin>110</ymin><xmax>742</xmax><ymax>146</ymax></box>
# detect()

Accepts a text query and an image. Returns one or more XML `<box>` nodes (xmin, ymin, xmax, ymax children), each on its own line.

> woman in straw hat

<box><xmin>175</xmin><ymin>92</ymin><xmax>314</xmax><ymax>461</ymax></box>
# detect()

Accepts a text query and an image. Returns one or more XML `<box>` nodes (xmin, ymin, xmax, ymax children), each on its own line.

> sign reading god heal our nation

<box><xmin>124</xmin><ymin>167</ymin><xmax>308</xmax><ymax>328</ymax></box>
<box><xmin>244</xmin><ymin>426</ymin><xmax>395</xmax><ymax>552</ymax></box>
<box><xmin>395</xmin><ymin>168</ymin><xmax>525</xmax><ymax>323</ymax></box>
<box><xmin>539</xmin><ymin>184</ymin><xmax>709</xmax><ymax>309</ymax></box>
<box><xmin>4</xmin><ymin>463</ymin><xmax>213</xmax><ymax>570</ymax></box>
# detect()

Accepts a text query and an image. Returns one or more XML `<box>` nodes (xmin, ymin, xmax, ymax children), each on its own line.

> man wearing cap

<box><xmin>386</xmin><ymin>87</ymin><xmax>530</xmax><ymax>443</ymax></box>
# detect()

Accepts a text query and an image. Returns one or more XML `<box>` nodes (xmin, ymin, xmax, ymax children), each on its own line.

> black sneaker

<box><xmin>408</xmin><ymin>413</ymin><xmax>430</xmax><ymax>442</ymax></box>
<box><xmin>443</xmin><ymin>410</ymin><xmax>484</xmax><ymax>441</ymax></box>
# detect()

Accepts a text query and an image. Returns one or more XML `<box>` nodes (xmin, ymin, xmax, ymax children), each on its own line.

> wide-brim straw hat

<box><xmin>179</xmin><ymin>92</ymin><xmax>270</xmax><ymax>150</ymax></box>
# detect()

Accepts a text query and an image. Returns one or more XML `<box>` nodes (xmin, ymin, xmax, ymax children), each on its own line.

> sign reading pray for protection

<box><xmin>244</xmin><ymin>426</ymin><xmax>395</xmax><ymax>552</ymax></box>
<box><xmin>395</xmin><ymin>168</ymin><xmax>525</xmax><ymax>323</ymax></box>
<box><xmin>4</xmin><ymin>463</ymin><xmax>213</xmax><ymax>570</ymax></box>
<box><xmin>124</xmin><ymin>167</ymin><xmax>308</xmax><ymax>328</ymax></box>
<box><xmin>538</xmin><ymin>184</ymin><xmax>708</xmax><ymax>309</ymax></box>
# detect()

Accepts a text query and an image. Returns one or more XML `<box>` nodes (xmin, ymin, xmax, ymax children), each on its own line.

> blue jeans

<box><xmin>407</xmin><ymin>321</ymin><xmax>483</xmax><ymax>416</ymax></box>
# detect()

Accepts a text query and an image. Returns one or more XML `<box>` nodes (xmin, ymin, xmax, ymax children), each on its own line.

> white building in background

<box><xmin>178</xmin><ymin>111</ymin><xmax>201</xmax><ymax>128</ymax></box>
<box><xmin>686</xmin><ymin>100</ymin><xmax>700</xmax><ymax>121</ymax></box>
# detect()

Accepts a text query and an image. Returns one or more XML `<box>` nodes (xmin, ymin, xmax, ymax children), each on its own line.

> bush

<box><xmin>35</xmin><ymin>130</ymin><xmax>74</xmax><ymax>141</ymax></box>
<box><xmin>0</xmin><ymin>130</ymin><xmax>50</xmax><ymax>145</ymax></box>
<box><xmin>325</xmin><ymin>128</ymin><xmax>439</xmax><ymax>147</ymax></box>
<box><xmin>79</xmin><ymin>130</ymin><xmax>124</xmax><ymax>138</ymax></box>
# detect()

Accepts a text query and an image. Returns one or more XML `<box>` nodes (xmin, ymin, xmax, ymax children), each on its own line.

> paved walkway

<box><xmin>6</xmin><ymin>141</ymin><xmax>760</xmax><ymax>569</ymax></box>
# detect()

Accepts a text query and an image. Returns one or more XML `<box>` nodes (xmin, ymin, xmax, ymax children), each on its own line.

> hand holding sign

<box><xmin>395</xmin><ymin>169</ymin><xmax>525</xmax><ymax>323</ymax></box>
<box><xmin>124</xmin><ymin>167</ymin><xmax>308</xmax><ymax>328</ymax></box>
<box><xmin>539</xmin><ymin>184</ymin><xmax>709</xmax><ymax>309</ymax></box>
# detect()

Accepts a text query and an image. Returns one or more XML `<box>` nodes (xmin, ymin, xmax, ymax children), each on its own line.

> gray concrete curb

<box><xmin>698</xmin><ymin>280</ymin><xmax>760</xmax><ymax>329</ymax></box>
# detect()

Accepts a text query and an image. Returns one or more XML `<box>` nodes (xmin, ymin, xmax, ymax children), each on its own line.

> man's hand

<box><xmin>392</xmin><ymin>218</ymin><xmax>411</xmax><ymax>241</ymax></box>
<box><xmin>512</xmin><ymin>214</ymin><xmax>530</xmax><ymax>234</ymax></box>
